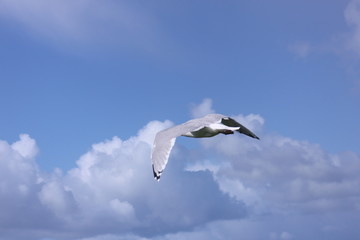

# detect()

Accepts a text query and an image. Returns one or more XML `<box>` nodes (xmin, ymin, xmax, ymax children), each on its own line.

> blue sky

<box><xmin>0</xmin><ymin>1</ymin><xmax>360</xmax><ymax>239</ymax></box>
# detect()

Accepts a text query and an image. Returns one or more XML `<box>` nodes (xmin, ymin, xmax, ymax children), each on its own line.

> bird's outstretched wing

<box><xmin>221</xmin><ymin>117</ymin><xmax>260</xmax><ymax>139</ymax></box>
<box><xmin>151</xmin><ymin>114</ymin><xmax>224</xmax><ymax>180</ymax></box>
<box><xmin>151</xmin><ymin>114</ymin><xmax>259</xmax><ymax>180</ymax></box>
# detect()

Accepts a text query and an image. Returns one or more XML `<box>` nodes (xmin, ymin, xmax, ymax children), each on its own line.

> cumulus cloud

<box><xmin>199</xmin><ymin>132</ymin><xmax>360</xmax><ymax>215</ymax></box>
<box><xmin>0</xmin><ymin>116</ymin><xmax>244</xmax><ymax>239</ymax></box>
<box><xmin>190</xmin><ymin>98</ymin><xmax>215</xmax><ymax>118</ymax></box>
<box><xmin>0</xmin><ymin>99</ymin><xmax>360</xmax><ymax>240</ymax></box>
<box><xmin>11</xmin><ymin>133</ymin><xmax>38</xmax><ymax>159</ymax></box>
<box><xmin>61</xmin><ymin>121</ymin><xmax>244</xmax><ymax>237</ymax></box>
<box><xmin>38</xmin><ymin>180</ymin><xmax>77</xmax><ymax>220</ymax></box>
<box><xmin>79</xmin><ymin>234</ymin><xmax>149</xmax><ymax>240</ymax></box>
<box><xmin>0</xmin><ymin>135</ymin><xmax>57</xmax><ymax>237</ymax></box>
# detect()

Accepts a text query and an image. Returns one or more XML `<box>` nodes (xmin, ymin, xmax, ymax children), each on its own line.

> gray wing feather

<box><xmin>151</xmin><ymin>123</ymin><xmax>204</xmax><ymax>180</ymax></box>
<box><xmin>151</xmin><ymin>114</ymin><xmax>225</xmax><ymax>179</ymax></box>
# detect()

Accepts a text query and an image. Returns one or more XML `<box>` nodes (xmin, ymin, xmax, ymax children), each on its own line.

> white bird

<box><xmin>151</xmin><ymin>113</ymin><xmax>259</xmax><ymax>180</ymax></box>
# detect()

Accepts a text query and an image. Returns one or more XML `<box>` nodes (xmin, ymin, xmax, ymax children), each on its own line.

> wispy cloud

<box><xmin>344</xmin><ymin>0</ymin><xmax>360</xmax><ymax>55</ymax></box>
<box><xmin>288</xmin><ymin>42</ymin><xmax>311</xmax><ymax>59</ymax></box>
<box><xmin>0</xmin><ymin>99</ymin><xmax>360</xmax><ymax>239</ymax></box>
<box><xmin>0</xmin><ymin>0</ymin><xmax>160</xmax><ymax>51</ymax></box>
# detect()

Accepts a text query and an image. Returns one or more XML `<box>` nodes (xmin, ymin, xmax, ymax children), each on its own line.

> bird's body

<box><xmin>151</xmin><ymin>113</ymin><xmax>259</xmax><ymax>180</ymax></box>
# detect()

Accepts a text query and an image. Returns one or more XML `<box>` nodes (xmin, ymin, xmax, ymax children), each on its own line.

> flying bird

<box><xmin>151</xmin><ymin>113</ymin><xmax>260</xmax><ymax>180</ymax></box>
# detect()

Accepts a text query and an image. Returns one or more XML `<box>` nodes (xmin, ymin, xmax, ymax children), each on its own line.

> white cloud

<box><xmin>216</xmin><ymin>178</ymin><xmax>261</xmax><ymax>208</ymax></box>
<box><xmin>0</xmin><ymin>0</ymin><xmax>160</xmax><ymax>51</ymax></box>
<box><xmin>0</xmin><ymin>135</ymin><xmax>57</xmax><ymax>236</ymax></box>
<box><xmin>38</xmin><ymin>180</ymin><xmax>77</xmax><ymax>219</ymax></box>
<box><xmin>11</xmin><ymin>133</ymin><xmax>38</xmax><ymax>159</ymax></box>
<box><xmin>198</xmin><ymin>132</ymin><xmax>360</xmax><ymax>215</ymax></box>
<box><xmin>79</xmin><ymin>234</ymin><xmax>150</xmax><ymax>240</ymax></box>
<box><xmin>51</xmin><ymin>118</ymin><xmax>242</xmax><ymax>237</ymax></box>
<box><xmin>344</xmin><ymin>0</ymin><xmax>360</xmax><ymax>55</ymax></box>
<box><xmin>270</xmin><ymin>231</ymin><xmax>295</xmax><ymax>240</ymax></box>
<box><xmin>136</xmin><ymin>120</ymin><xmax>174</xmax><ymax>146</ymax></box>
<box><xmin>232</xmin><ymin>113</ymin><xmax>264</xmax><ymax>133</ymax></box>
<box><xmin>280</xmin><ymin>232</ymin><xmax>294</xmax><ymax>240</ymax></box>
<box><xmin>154</xmin><ymin>212</ymin><xmax>360</xmax><ymax>240</ymax></box>
<box><xmin>288</xmin><ymin>42</ymin><xmax>311</xmax><ymax>59</ymax></box>
<box><xmin>0</xmin><ymin>99</ymin><xmax>360</xmax><ymax>239</ymax></box>
<box><xmin>190</xmin><ymin>98</ymin><xmax>215</xmax><ymax>118</ymax></box>
<box><xmin>109</xmin><ymin>199</ymin><xmax>136</xmax><ymax>220</ymax></box>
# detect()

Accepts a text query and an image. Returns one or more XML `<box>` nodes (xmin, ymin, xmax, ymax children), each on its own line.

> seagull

<box><xmin>151</xmin><ymin>113</ymin><xmax>260</xmax><ymax>180</ymax></box>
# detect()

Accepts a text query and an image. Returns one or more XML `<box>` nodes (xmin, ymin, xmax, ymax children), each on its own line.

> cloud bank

<box><xmin>1</xmin><ymin>99</ymin><xmax>360</xmax><ymax>240</ymax></box>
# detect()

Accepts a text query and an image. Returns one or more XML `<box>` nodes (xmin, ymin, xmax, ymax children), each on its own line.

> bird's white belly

<box><xmin>182</xmin><ymin>126</ymin><xmax>219</xmax><ymax>138</ymax></box>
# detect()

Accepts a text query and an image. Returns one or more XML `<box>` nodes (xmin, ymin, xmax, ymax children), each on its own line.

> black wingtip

<box><xmin>152</xmin><ymin>164</ymin><xmax>161</xmax><ymax>181</ymax></box>
<box><xmin>239</xmin><ymin>127</ymin><xmax>260</xmax><ymax>140</ymax></box>
<box><xmin>252</xmin><ymin>134</ymin><xmax>260</xmax><ymax>140</ymax></box>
